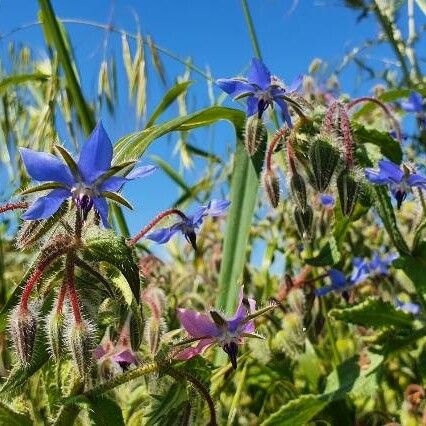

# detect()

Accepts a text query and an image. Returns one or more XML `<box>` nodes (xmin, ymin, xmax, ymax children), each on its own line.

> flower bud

<box><xmin>46</xmin><ymin>310</ymin><xmax>65</xmax><ymax>361</ymax></box>
<box><xmin>309</xmin><ymin>138</ymin><xmax>340</xmax><ymax>192</ymax></box>
<box><xmin>287</xmin><ymin>288</ymin><xmax>306</xmax><ymax>315</ymax></box>
<box><xmin>244</xmin><ymin>115</ymin><xmax>267</xmax><ymax>156</ymax></box>
<box><xmin>10</xmin><ymin>305</ymin><xmax>38</xmax><ymax>366</ymax></box>
<box><xmin>66</xmin><ymin>320</ymin><xmax>95</xmax><ymax>380</ymax></box>
<box><xmin>144</xmin><ymin>316</ymin><xmax>166</xmax><ymax>356</ymax></box>
<box><xmin>263</xmin><ymin>170</ymin><xmax>280</xmax><ymax>208</ymax></box>
<box><xmin>290</xmin><ymin>173</ymin><xmax>307</xmax><ymax>210</ymax></box>
<box><xmin>337</xmin><ymin>169</ymin><xmax>360</xmax><ymax>216</ymax></box>
<box><xmin>294</xmin><ymin>205</ymin><xmax>313</xmax><ymax>239</ymax></box>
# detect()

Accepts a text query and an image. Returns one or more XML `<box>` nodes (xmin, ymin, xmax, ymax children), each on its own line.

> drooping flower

<box><xmin>365</xmin><ymin>160</ymin><xmax>426</xmax><ymax>209</ymax></box>
<box><xmin>20</xmin><ymin>122</ymin><xmax>156</xmax><ymax>227</ymax></box>
<box><xmin>176</xmin><ymin>287</ymin><xmax>266</xmax><ymax>369</ymax></box>
<box><xmin>217</xmin><ymin>58</ymin><xmax>302</xmax><ymax>126</ymax></box>
<box><xmin>147</xmin><ymin>199</ymin><xmax>230</xmax><ymax>250</ymax></box>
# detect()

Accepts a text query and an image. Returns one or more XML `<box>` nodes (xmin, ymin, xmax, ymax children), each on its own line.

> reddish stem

<box><xmin>266</xmin><ymin>127</ymin><xmax>288</xmax><ymax>172</ymax></box>
<box><xmin>339</xmin><ymin>106</ymin><xmax>355</xmax><ymax>168</ymax></box>
<box><xmin>287</xmin><ymin>136</ymin><xmax>298</xmax><ymax>175</ymax></box>
<box><xmin>0</xmin><ymin>202</ymin><xmax>28</xmax><ymax>214</ymax></box>
<box><xmin>129</xmin><ymin>208</ymin><xmax>186</xmax><ymax>246</ymax></box>
<box><xmin>347</xmin><ymin>96</ymin><xmax>402</xmax><ymax>142</ymax></box>
<box><xmin>65</xmin><ymin>253</ymin><xmax>82</xmax><ymax>324</ymax></box>
<box><xmin>322</xmin><ymin>100</ymin><xmax>339</xmax><ymax>134</ymax></box>
<box><xmin>56</xmin><ymin>283</ymin><xmax>67</xmax><ymax>315</ymax></box>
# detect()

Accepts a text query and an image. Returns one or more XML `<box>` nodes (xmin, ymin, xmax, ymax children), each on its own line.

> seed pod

<box><xmin>290</xmin><ymin>174</ymin><xmax>307</xmax><ymax>210</ymax></box>
<box><xmin>263</xmin><ymin>170</ymin><xmax>280</xmax><ymax>208</ymax></box>
<box><xmin>10</xmin><ymin>305</ymin><xmax>38</xmax><ymax>366</ymax></box>
<box><xmin>309</xmin><ymin>138</ymin><xmax>340</xmax><ymax>192</ymax></box>
<box><xmin>46</xmin><ymin>310</ymin><xmax>65</xmax><ymax>361</ymax></box>
<box><xmin>244</xmin><ymin>115</ymin><xmax>267</xmax><ymax>156</ymax></box>
<box><xmin>337</xmin><ymin>169</ymin><xmax>360</xmax><ymax>216</ymax></box>
<box><xmin>66</xmin><ymin>320</ymin><xmax>95</xmax><ymax>380</ymax></box>
<box><xmin>294</xmin><ymin>205</ymin><xmax>313</xmax><ymax>238</ymax></box>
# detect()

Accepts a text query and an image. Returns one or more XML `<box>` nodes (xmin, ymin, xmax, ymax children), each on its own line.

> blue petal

<box><xmin>99</xmin><ymin>176</ymin><xmax>127</xmax><ymax>192</ymax></box>
<box><xmin>78</xmin><ymin>121</ymin><xmax>113</xmax><ymax>185</ymax></box>
<box><xmin>319</xmin><ymin>194</ymin><xmax>335</xmax><ymax>207</ymax></box>
<box><xmin>287</xmin><ymin>75</ymin><xmax>304</xmax><ymax>92</ymax></box>
<box><xmin>247</xmin><ymin>58</ymin><xmax>271</xmax><ymax>90</ymax></box>
<box><xmin>22</xmin><ymin>188</ymin><xmax>71</xmax><ymax>220</ymax></box>
<box><xmin>275</xmin><ymin>98</ymin><xmax>293</xmax><ymax>128</ymax></box>
<box><xmin>401</xmin><ymin>92</ymin><xmax>424</xmax><ymax>113</ymax></box>
<box><xmin>407</xmin><ymin>173</ymin><xmax>426</xmax><ymax>187</ymax></box>
<box><xmin>315</xmin><ymin>287</ymin><xmax>334</xmax><ymax>297</ymax></box>
<box><xmin>216</xmin><ymin>78</ymin><xmax>255</xmax><ymax>98</ymax></box>
<box><xmin>365</xmin><ymin>168</ymin><xmax>393</xmax><ymax>185</ymax></box>
<box><xmin>146</xmin><ymin>227</ymin><xmax>180</xmax><ymax>244</ymax></box>
<box><xmin>93</xmin><ymin>197</ymin><xmax>110</xmax><ymax>228</ymax></box>
<box><xmin>126</xmin><ymin>165</ymin><xmax>157</xmax><ymax>179</ymax></box>
<box><xmin>246</xmin><ymin>96</ymin><xmax>258</xmax><ymax>116</ymax></box>
<box><xmin>329</xmin><ymin>269</ymin><xmax>347</xmax><ymax>288</ymax></box>
<box><xmin>20</xmin><ymin>148</ymin><xmax>75</xmax><ymax>187</ymax></box>
<box><xmin>378</xmin><ymin>160</ymin><xmax>404</xmax><ymax>183</ymax></box>
<box><xmin>395</xmin><ymin>300</ymin><xmax>420</xmax><ymax>315</ymax></box>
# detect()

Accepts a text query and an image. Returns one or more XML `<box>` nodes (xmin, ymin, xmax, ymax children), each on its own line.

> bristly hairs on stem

<box><xmin>129</xmin><ymin>208</ymin><xmax>187</xmax><ymax>246</ymax></box>
<box><xmin>0</xmin><ymin>202</ymin><xmax>29</xmax><ymax>214</ymax></box>
<box><xmin>265</xmin><ymin>127</ymin><xmax>289</xmax><ymax>173</ymax></box>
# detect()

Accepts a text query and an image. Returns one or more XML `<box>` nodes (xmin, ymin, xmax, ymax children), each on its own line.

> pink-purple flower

<box><xmin>217</xmin><ymin>58</ymin><xmax>302</xmax><ymax>126</ymax></box>
<box><xmin>147</xmin><ymin>199</ymin><xmax>230</xmax><ymax>250</ymax></box>
<box><xmin>175</xmin><ymin>287</ymin><xmax>259</xmax><ymax>369</ymax></box>
<box><xmin>20</xmin><ymin>121</ymin><xmax>156</xmax><ymax>227</ymax></box>
<box><xmin>365</xmin><ymin>160</ymin><xmax>426</xmax><ymax>209</ymax></box>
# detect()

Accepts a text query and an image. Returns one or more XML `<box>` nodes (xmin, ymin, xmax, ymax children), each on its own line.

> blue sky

<box><xmin>0</xmin><ymin>0</ymin><xmax>420</xmax><ymax>238</ymax></box>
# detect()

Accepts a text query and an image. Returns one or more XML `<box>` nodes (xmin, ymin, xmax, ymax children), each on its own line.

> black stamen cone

<box><xmin>185</xmin><ymin>231</ymin><xmax>197</xmax><ymax>251</ymax></box>
<box><xmin>77</xmin><ymin>195</ymin><xmax>93</xmax><ymax>220</ymax></box>
<box><xmin>394</xmin><ymin>190</ymin><xmax>406</xmax><ymax>210</ymax></box>
<box><xmin>223</xmin><ymin>341</ymin><xmax>238</xmax><ymax>370</ymax></box>
<box><xmin>257</xmin><ymin>99</ymin><xmax>269</xmax><ymax>119</ymax></box>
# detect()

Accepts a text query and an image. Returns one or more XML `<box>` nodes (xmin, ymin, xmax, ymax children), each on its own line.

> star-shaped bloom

<box><xmin>147</xmin><ymin>199</ymin><xmax>230</xmax><ymax>250</ymax></box>
<box><xmin>216</xmin><ymin>58</ymin><xmax>302</xmax><ymax>126</ymax></box>
<box><xmin>20</xmin><ymin>122</ymin><xmax>155</xmax><ymax>227</ymax></box>
<box><xmin>401</xmin><ymin>92</ymin><xmax>424</xmax><ymax>113</ymax></box>
<box><xmin>175</xmin><ymin>287</ymin><xmax>266</xmax><ymax>369</ymax></box>
<box><xmin>365</xmin><ymin>160</ymin><xmax>426</xmax><ymax>209</ymax></box>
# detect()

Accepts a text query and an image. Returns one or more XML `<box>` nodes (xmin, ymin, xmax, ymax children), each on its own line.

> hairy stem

<box><xmin>0</xmin><ymin>202</ymin><xmax>29</xmax><ymax>214</ymax></box>
<box><xmin>265</xmin><ymin>127</ymin><xmax>288</xmax><ymax>172</ymax></box>
<box><xmin>65</xmin><ymin>253</ymin><xmax>82</xmax><ymax>324</ymax></box>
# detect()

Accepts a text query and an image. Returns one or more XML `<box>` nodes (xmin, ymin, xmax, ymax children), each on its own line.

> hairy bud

<box><xmin>337</xmin><ymin>169</ymin><xmax>360</xmax><ymax>216</ymax></box>
<box><xmin>66</xmin><ymin>320</ymin><xmax>95</xmax><ymax>380</ymax></box>
<box><xmin>294</xmin><ymin>205</ymin><xmax>313</xmax><ymax>239</ymax></box>
<box><xmin>144</xmin><ymin>316</ymin><xmax>167</xmax><ymax>356</ymax></box>
<box><xmin>287</xmin><ymin>288</ymin><xmax>306</xmax><ymax>315</ymax></box>
<box><xmin>244</xmin><ymin>115</ymin><xmax>267</xmax><ymax>156</ymax></box>
<box><xmin>10</xmin><ymin>305</ymin><xmax>38</xmax><ymax>366</ymax></box>
<box><xmin>263</xmin><ymin>170</ymin><xmax>280</xmax><ymax>208</ymax></box>
<box><xmin>46</xmin><ymin>310</ymin><xmax>65</xmax><ymax>361</ymax></box>
<box><xmin>290</xmin><ymin>173</ymin><xmax>307</xmax><ymax>210</ymax></box>
<box><xmin>309</xmin><ymin>138</ymin><xmax>340</xmax><ymax>192</ymax></box>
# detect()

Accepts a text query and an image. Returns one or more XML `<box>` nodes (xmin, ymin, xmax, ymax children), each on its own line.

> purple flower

<box><xmin>20</xmin><ymin>122</ymin><xmax>155</xmax><ymax>227</ymax></box>
<box><xmin>147</xmin><ymin>199</ymin><xmax>230</xmax><ymax>250</ymax></box>
<box><xmin>176</xmin><ymin>287</ymin><xmax>259</xmax><ymax>369</ymax></box>
<box><xmin>217</xmin><ymin>58</ymin><xmax>302</xmax><ymax>126</ymax></box>
<box><xmin>365</xmin><ymin>160</ymin><xmax>426</xmax><ymax>209</ymax></box>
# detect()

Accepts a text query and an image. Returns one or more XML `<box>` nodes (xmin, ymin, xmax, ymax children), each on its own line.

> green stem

<box><xmin>418</xmin><ymin>188</ymin><xmax>426</xmax><ymax>217</ymax></box>
<box><xmin>111</xmin><ymin>204</ymin><xmax>130</xmax><ymax>238</ymax></box>
<box><xmin>320</xmin><ymin>297</ymin><xmax>342</xmax><ymax>367</ymax></box>
<box><xmin>240</xmin><ymin>0</ymin><xmax>262</xmax><ymax>59</ymax></box>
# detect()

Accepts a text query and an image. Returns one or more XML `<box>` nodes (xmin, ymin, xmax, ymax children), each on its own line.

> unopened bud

<box><xmin>290</xmin><ymin>173</ymin><xmax>307</xmax><ymax>210</ymax></box>
<box><xmin>294</xmin><ymin>205</ymin><xmax>313</xmax><ymax>239</ymax></box>
<box><xmin>144</xmin><ymin>316</ymin><xmax>167</xmax><ymax>356</ymax></box>
<box><xmin>66</xmin><ymin>320</ymin><xmax>95</xmax><ymax>380</ymax></box>
<box><xmin>309</xmin><ymin>138</ymin><xmax>340</xmax><ymax>192</ymax></box>
<box><xmin>245</xmin><ymin>115</ymin><xmax>267</xmax><ymax>156</ymax></box>
<box><xmin>287</xmin><ymin>288</ymin><xmax>306</xmax><ymax>315</ymax></box>
<box><xmin>263</xmin><ymin>170</ymin><xmax>280</xmax><ymax>208</ymax></box>
<box><xmin>337</xmin><ymin>169</ymin><xmax>360</xmax><ymax>216</ymax></box>
<box><xmin>46</xmin><ymin>310</ymin><xmax>65</xmax><ymax>361</ymax></box>
<box><xmin>10</xmin><ymin>306</ymin><xmax>38</xmax><ymax>366</ymax></box>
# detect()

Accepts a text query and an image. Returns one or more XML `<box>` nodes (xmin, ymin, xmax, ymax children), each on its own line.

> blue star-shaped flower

<box><xmin>216</xmin><ymin>58</ymin><xmax>302</xmax><ymax>126</ymax></box>
<box><xmin>400</xmin><ymin>92</ymin><xmax>425</xmax><ymax>127</ymax></box>
<box><xmin>365</xmin><ymin>160</ymin><xmax>426</xmax><ymax>209</ymax></box>
<box><xmin>147</xmin><ymin>199</ymin><xmax>230</xmax><ymax>250</ymax></box>
<box><xmin>20</xmin><ymin>122</ymin><xmax>155</xmax><ymax>227</ymax></box>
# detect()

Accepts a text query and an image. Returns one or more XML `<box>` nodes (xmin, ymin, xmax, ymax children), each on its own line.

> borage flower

<box><xmin>319</xmin><ymin>194</ymin><xmax>335</xmax><ymax>209</ymax></box>
<box><xmin>400</xmin><ymin>92</ymin><xmax>425</xmax><ymax>126</ymax></box>
<box><xmin>146</xmin><ymin>199</ymin><xmax>230</xmax><ymax>250</ymax></box>
<box><xmin>175</xmin><ymin>287</ymin><xmax>273</xmax><ymax>369</ymax></box>
<box><xmin>369</xmin><ymin>252</ymin><xmax>398</xmax><ymax>275</ymax></box>
<box><xmin>395</xmin><ymin>300</ymin><xmax>421</xmax><ymax>315</ymax></box>
<box><xmin>217</xmin><ymin>58</ymin><xmax>302</xmax><ymax>126</ymax></box>
<box><xmin>365</xmin><ymin>160</ymin><xmax>426</xmax><ymax>209</ymax></box>
<box><xmin>20</xmin><ymin>122</ymin><xmax>155</xmax><ymax>227</ymax></box>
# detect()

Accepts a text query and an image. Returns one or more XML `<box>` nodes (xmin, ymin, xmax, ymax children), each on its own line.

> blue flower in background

<box><xmin>217</xmin><ymin>58</ymin><xmax>302</xmax><ymax>126</ymax></box>
<box><xmin>365</xmin><ymin>160</ymin><xmax>426</xmax><ymax>209</ymax></box>
<box><xmin>147</xmin><ymin>199</ymin><xmax>230</xmax><ymax>250</ymax></box>
<box><xmin>369</xmin><ymin>252</ymin><xmax>398</xmax><ymax>275</ymax></box>
<box><xmin>319</xmin><ymin>194</ymin><xmax>335</xmax><ymax>209</ymax></box>
<box><xmin>350</xmin><ymin>257</ymin><xmax>371</xmax><ymax>284</ymax></box>
<box><xmin>315</xmin><ymin>269</ymin><xmax>354</xmax><ymax>297</ymax></box>
<box><xmin>20</xmin><ymin>122</ymin><xmax>156</xmax><ymax>227</ymax></box>
<box><xmin>400</xmin><ymin>92</ymin><xmax>426</xmax><ymax>126</ymax></box>
<box><xmin>395</xmin><ymin>300</ymin><xmax>421</xmax><ymax>315</ymax></box>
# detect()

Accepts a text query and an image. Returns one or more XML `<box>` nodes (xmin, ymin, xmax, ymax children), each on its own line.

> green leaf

<box><xmin>102</xmin><ymin>192</ymin><xmax>133</xmax><ymax>210</ymax></box>
<box><xmin>86</xmin><ymin>396</ymin><xmax>125</xmax><ymax>426</ymax></box>
<box><xmin>146</xmin><ymin>81</ymin><xmax>193</xmax><ymax>128</ymax></box>
<box><xmin>352</xmin><ymin>122</ymin><xmax>403</xmax><ymax>164</ymax></box>
<box><xmin>0</xmin><ymin>73</ymin><xmax>50</xmax><ymax>94</ymax></box>
<box><xmin>261</xmin><ymin>353</ymin><xmax>383</xmax><ymax>425</ymax></box>
<box><xmin>54</xmin><ymin>145</ymin><xmax>80</xmax><ymax>178</ymax></box>
<box><xmin>0</xmin><ymin>402</ymin><xmax>32</xmax><ymax>426</ymax></box>
<box><xmin>330</xmin><ymin>298</ymin><xmax>414</xmax><ymax>329</ymax></box>
<box><xmin>21</xmin><ymin>182</ymin><xmax>66</xmax><ymax>195</ymax></box>
<box><xmin>305</xmin><ymin>237</ymin><xmax>341</xmax><ymax>266</ymax></box>
<box><xmin>373</xmin><ymin>186</ymin><xmax>410</xmax><ymax>255</ymax></box>
<box><xmin>113</xmin><ymin>106</ymin><xmax>245</xmax><ymax>163</ymax></box>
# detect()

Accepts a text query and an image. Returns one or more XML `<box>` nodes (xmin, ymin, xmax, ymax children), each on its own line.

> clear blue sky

<box><xmin>0</xmin><ymin>0</ymin><xmax>418</xmax><ymax>236</ymax></box>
